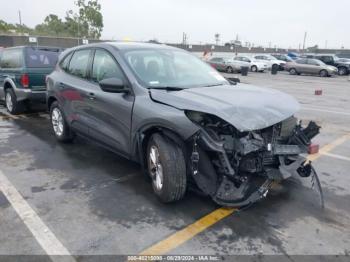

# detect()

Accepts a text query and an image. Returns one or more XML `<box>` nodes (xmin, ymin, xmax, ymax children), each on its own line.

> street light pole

<box><xmin>302</xmin><ymin>31</ymin><xmax>307</xmax><ymax>53</ymax></box>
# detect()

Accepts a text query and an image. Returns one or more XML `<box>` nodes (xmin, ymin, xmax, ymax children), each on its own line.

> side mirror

<box><xmin>99</xmin><ymin>77</ymin><xmax>128</xmax><ymax>93</ymax></box>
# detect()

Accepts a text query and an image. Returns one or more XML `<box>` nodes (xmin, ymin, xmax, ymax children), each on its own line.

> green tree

<box><xmin>0</xmin><ymin>0</ymin><xmax>103</xmax><ymax>39</ymax></box>
<box><xmin>35</xmin><ymin>14</ymin><xmax>66</xmax><ymax>36</ymax></box>
<box><xmin>75</xmin><ymin>0</ymin><xmax>104</xmax><ymax>39</ymax></box>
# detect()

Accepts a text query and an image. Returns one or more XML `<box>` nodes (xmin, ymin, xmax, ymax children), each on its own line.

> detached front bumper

<box><xmin>190</xmin><ymin>120</ymin><xmax>321</xmax><ymax>207</ymax></box>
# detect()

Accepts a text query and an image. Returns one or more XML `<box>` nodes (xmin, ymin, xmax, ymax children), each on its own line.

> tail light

<box><xmin>20</xmin><ymin>74</ymin><xmax>29</xmax><ymax>88</ymax></box>
<box><xmin>308</xmin><ymin>144</ymin><xmax>319</xmax><ymax>154</ymax></box>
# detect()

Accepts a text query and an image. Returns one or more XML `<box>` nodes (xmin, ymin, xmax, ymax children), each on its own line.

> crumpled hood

<box><xmin>150</xmin><ymin>84</ymin><xmax>300</xmax><ymax>131</ymax></box>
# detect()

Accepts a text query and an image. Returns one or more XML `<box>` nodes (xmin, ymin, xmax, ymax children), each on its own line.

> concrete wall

<box><xmin>1</xmin><ymin>34</ymin><xmax>350</xmax><ymax>56</ymax></box>
<box><xmin>0</xmin><ymin>35</ymin><xmax>103</xmax><ymax>49</ymax></box>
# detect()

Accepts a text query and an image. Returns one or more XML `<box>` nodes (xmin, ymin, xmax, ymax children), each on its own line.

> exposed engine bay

<box><xmin>186</xmin><ymin>111</ymin><xmax>323</xmax><ymax>207</ymax></box>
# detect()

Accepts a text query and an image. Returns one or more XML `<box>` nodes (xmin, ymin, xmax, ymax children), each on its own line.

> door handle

<box><xmin>87</xmin><ymin>92</ymin><xmax>96</xmax><ymax>100</ymax></box>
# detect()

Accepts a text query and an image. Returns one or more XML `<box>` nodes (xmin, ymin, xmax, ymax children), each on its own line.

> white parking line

<box><xmin>302</xmin><ymin>106</ymin><xmax>350</xmax><ymax>116</ymax></box>
<box><xmin>322</xmin><ymin>152</ymin><xmax>350</xmax><ymax>162</ymax></box>
<box><xmin>0</xmin><ymin>170</ymin><xmax>75</xmax><ymax>261</ymax></box>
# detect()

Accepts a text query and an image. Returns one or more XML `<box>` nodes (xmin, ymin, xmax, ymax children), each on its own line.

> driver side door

<box><xmin>86</xmin><ymin>48</ymin><xmax>135</xmax><ymax>157</ymax></box>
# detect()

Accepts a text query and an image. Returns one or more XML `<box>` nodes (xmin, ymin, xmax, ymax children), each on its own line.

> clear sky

<box><xmin>2</xmin><ymin>0</ymin><xmax>349</xmax><ymax>49</ymax></box>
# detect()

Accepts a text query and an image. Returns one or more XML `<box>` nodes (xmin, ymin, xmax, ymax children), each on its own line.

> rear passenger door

<box><xmin>61</xmin><ymin>48</ymin><xmax>94</xmax><ymax>135</ymax></box>
<box><xmin>295</xmin><ymin>59</ymin><xmax>309</xmax><ymax>73</ymax></box>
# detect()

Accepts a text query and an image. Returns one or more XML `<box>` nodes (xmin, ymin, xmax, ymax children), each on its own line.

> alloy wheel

<box><xmin>5</xmin><ymin>92</ymin><xmax>13</xmax><ymax>112</ymax></box>
<box><xmin>51</xmin><ymin>108</ymin><xmax>64</xmax><ymax>137</ymax></box>
<box><xmin>149</xmin><ymin>145</ymin><xmax>164</xmax><ymax>191</ymax></box>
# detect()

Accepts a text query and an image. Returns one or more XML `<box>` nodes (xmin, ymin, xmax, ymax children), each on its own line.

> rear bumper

<box><xmin>15</xmin><ymin>88</ymin><xmax>46</xmax><ymax>102</ymax></box>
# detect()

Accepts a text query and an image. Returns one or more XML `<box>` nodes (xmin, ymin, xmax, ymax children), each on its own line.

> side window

<box><xmin>308</xmin><ymin>59</ymin><xmax>320</xmax><ymax>65</ymax></box>
<box><xmin>60</xmin><ymin>52</ymin><xmax>73</xmax><ymax>72</ymax></box>
<box><xmin>322</xmin><ymin>56</ymin><xmax>333</xmax><ymax>63</ymax></box>
<box><xmin>92</xmin><ymin>49</ymin><xmax>125</xmax><ymax>82</ymax></box>
<box><xmin>68</xmin><ymin>49</ymin><xmax>91</xmax><ymax>78</ymax></box>
<box><xmin>296</xmin><ymin>59</ymin><xmax>307</xmax><ymax>64</ymax></box>
<box><xmin>0</xmin><ymin>49</ymin><xmax>23</xmax><ymax>68</ymax></box>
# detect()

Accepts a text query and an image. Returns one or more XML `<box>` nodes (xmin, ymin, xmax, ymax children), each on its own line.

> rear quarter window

<box><xmin>59</xmin><ymin>52</ymin><xmax>73</xmax><ymax>72</ymax></box>
<box><xmin>0</xmin><ymin>48</ymin><xmax>24</xmax><ymax>68</ymax></box>
<box><xmin>25</xmin><ymin>48</ymin><xmax>60</xmax><ymax>68</ymax></box>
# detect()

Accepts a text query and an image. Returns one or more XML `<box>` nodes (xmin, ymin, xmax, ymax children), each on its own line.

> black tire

<box><xmin>251</xmin><ymin>65</ymin><xmax>258</xmax><ymax>72</ymax></box>
<box><xmin>50</xmin><ymin>101</ymin><xmax>74</xmax><ymax>142</ymax></box>
<box><xmin>226</xmin><ymin>66</ymin><xmax>234</xmax><ymax>73</ymax></box>
<box><xmin>147</xmin><ymin>133</ymin><xmax>187</xmax><ymax>203</ymax></box>
<box><xmin>319</xmin><ymin>70</ymin><xmax>328</xmax><ymax>77</ymax></box>
<box><xmin>4</xmin><ymin>88</ymin><xmax>24</xmax><ymax>115</ymax></box>
<box><xmin>338</xmin><ymin>67</ymin><xmax>348</xmax><ymax>76</ymax></box>
<box><xmin>289</xmin><ymin>68</ymin><xmax>297</xmax><ymax>75</ymax></box>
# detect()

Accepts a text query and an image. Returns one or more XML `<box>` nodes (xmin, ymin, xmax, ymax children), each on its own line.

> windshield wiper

<box><xmin>202</xmin><ymin>83</ymin><xmax>225</xmax><ymax>87</ymax></box>
<box><xmin>148</xmin><ymin>86</ymin><xmax>184</xmax><ymax>91</ymax></box>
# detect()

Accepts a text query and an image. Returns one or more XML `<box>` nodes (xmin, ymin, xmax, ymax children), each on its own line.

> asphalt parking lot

<box><xmin>1</xmin><ymin>71</ymin><xmax>350</xmax><ymax>261</ymax></box>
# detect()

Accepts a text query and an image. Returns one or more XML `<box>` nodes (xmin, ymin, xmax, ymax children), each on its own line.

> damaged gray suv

<box><xmin>47</xmin><ymin>42</ymin><xmax>322</xmax><ymax>207</ymax></box>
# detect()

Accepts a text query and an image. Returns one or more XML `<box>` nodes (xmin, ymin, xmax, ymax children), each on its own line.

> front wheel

<box><xmin>50</xmin><ymin>101</ymin><xmax>74</xmax><ymax>142</ymax></box>
<box><xmin>251</xmin><ymin>65</ymin><xmax>258</xmax><ymax>72</ymax></box>
<box><xmin>319</xmin><ymin>70</ymin><xmax>328</xmax><ymax>77</ymax></box>
<box><xmin>147</xmin><ymin>133</ymin><xmax>187</xmax><ymax>203</ymax></box>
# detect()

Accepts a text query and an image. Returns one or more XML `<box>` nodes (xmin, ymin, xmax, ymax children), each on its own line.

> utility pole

<box><xmin>215</xmin><ymin>33</ymin><xmax>220</xmax><ymax>46</ymax></box>
<box><xmin>182</xmin><ymin>32</ymin><xmax>187</xmax><ymax>46</ymax></box>
<box><xmin>18</xmin><ymin>10</ymin><xmax>22</xmax><ymax>35</ymax></box>
<box><xmin>302</xmin><ymin>31</ymin><xmax>307</xmax><ymax>52</ymax></box>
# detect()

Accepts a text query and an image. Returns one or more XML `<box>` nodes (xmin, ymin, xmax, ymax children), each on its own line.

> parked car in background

<box><xmin>253</xmin><ymin>54</ymin><xmax>286</xmax><ymax>70</ymax></box>
<box><xmin>287</xmin><ymin>52</ymin><xmax>300</xmax><ymax>60</ymax></box>
<box><xmin>301</xmin><ymin>54</ymin><xmax>350</xmax><ymax>75</ymax></box>
<box><xmin>337</xmin><ymin>53</ymin><xmax>350</xmax><ymax>59</ymax></box>
<box><xmin>284</xmin><ymin>58</ymin><xmax>338</xmax><ymax>77</ymax></box>
<box><xmin>271</xmin><ymin>53</ymin><xmax>293</xmax><ymax>62</ymax></box>
<box><xmin>207</xmin><ymin>57</ymin><xmax>242</xmax><ymax>73</ymax></box>
<box><xmin>234</xmin><ymin>55</ymin><xmax>268</xmax><ymax>72</ymax></box>
<box><xmin>335</xmin><ymin>58</ymin><xmax>350</xmax><ymax>75</ymax></box>
<box><xmin>46</xmin><ymin>42</ymin><xmax>321</xmax><ymax>207</ymax></box>
<box><xmin>0</xmin><ymin>46</ymin><xmax>62</xmax><ymax>114</ymax></box>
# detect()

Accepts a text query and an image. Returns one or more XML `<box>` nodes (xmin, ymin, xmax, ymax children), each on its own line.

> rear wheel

<box><xmin>251</xmin><ymin>65</ymin><xmax>258</xmax><ymax>72</ymax></box>
<box><xmin>319</xmin><ymin>70</ymin><xmax>328</xmax><ymax>77</ymax></box>
<box><xmin>50</xmin><ymin>101</ymin><xmax>74</xmax><ymax>142</ymax></box>
<box><xmin>226</xmin><ymin>66</ymin><xmax>234</xmax><ymax>73</ymax></box>
<box><xmin>147</xmin><ymin>133</ymin><xmax>187</xmax><ymax>203</ymax></box>
<box><xmin>289</xmin><ymin>68</ymin><xmax>297</xmax><ymax>75</ymax></box>
<box><xmin>5</xmin><ymin>88</ymin><xmax>24</xmax><ymax>115</ymax></box>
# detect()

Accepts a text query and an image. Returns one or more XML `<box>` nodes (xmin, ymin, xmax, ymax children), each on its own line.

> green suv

<box><xmin>0</xmin><ymin>46</ymin><xmax>61</xmax><ymax>114</ymax></box>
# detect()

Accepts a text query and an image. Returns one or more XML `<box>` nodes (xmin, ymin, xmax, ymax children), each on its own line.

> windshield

<box><xmin>122</xmin><ymin>49</ymin><xmax>228</xmax><ymax>88</ymax></box>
